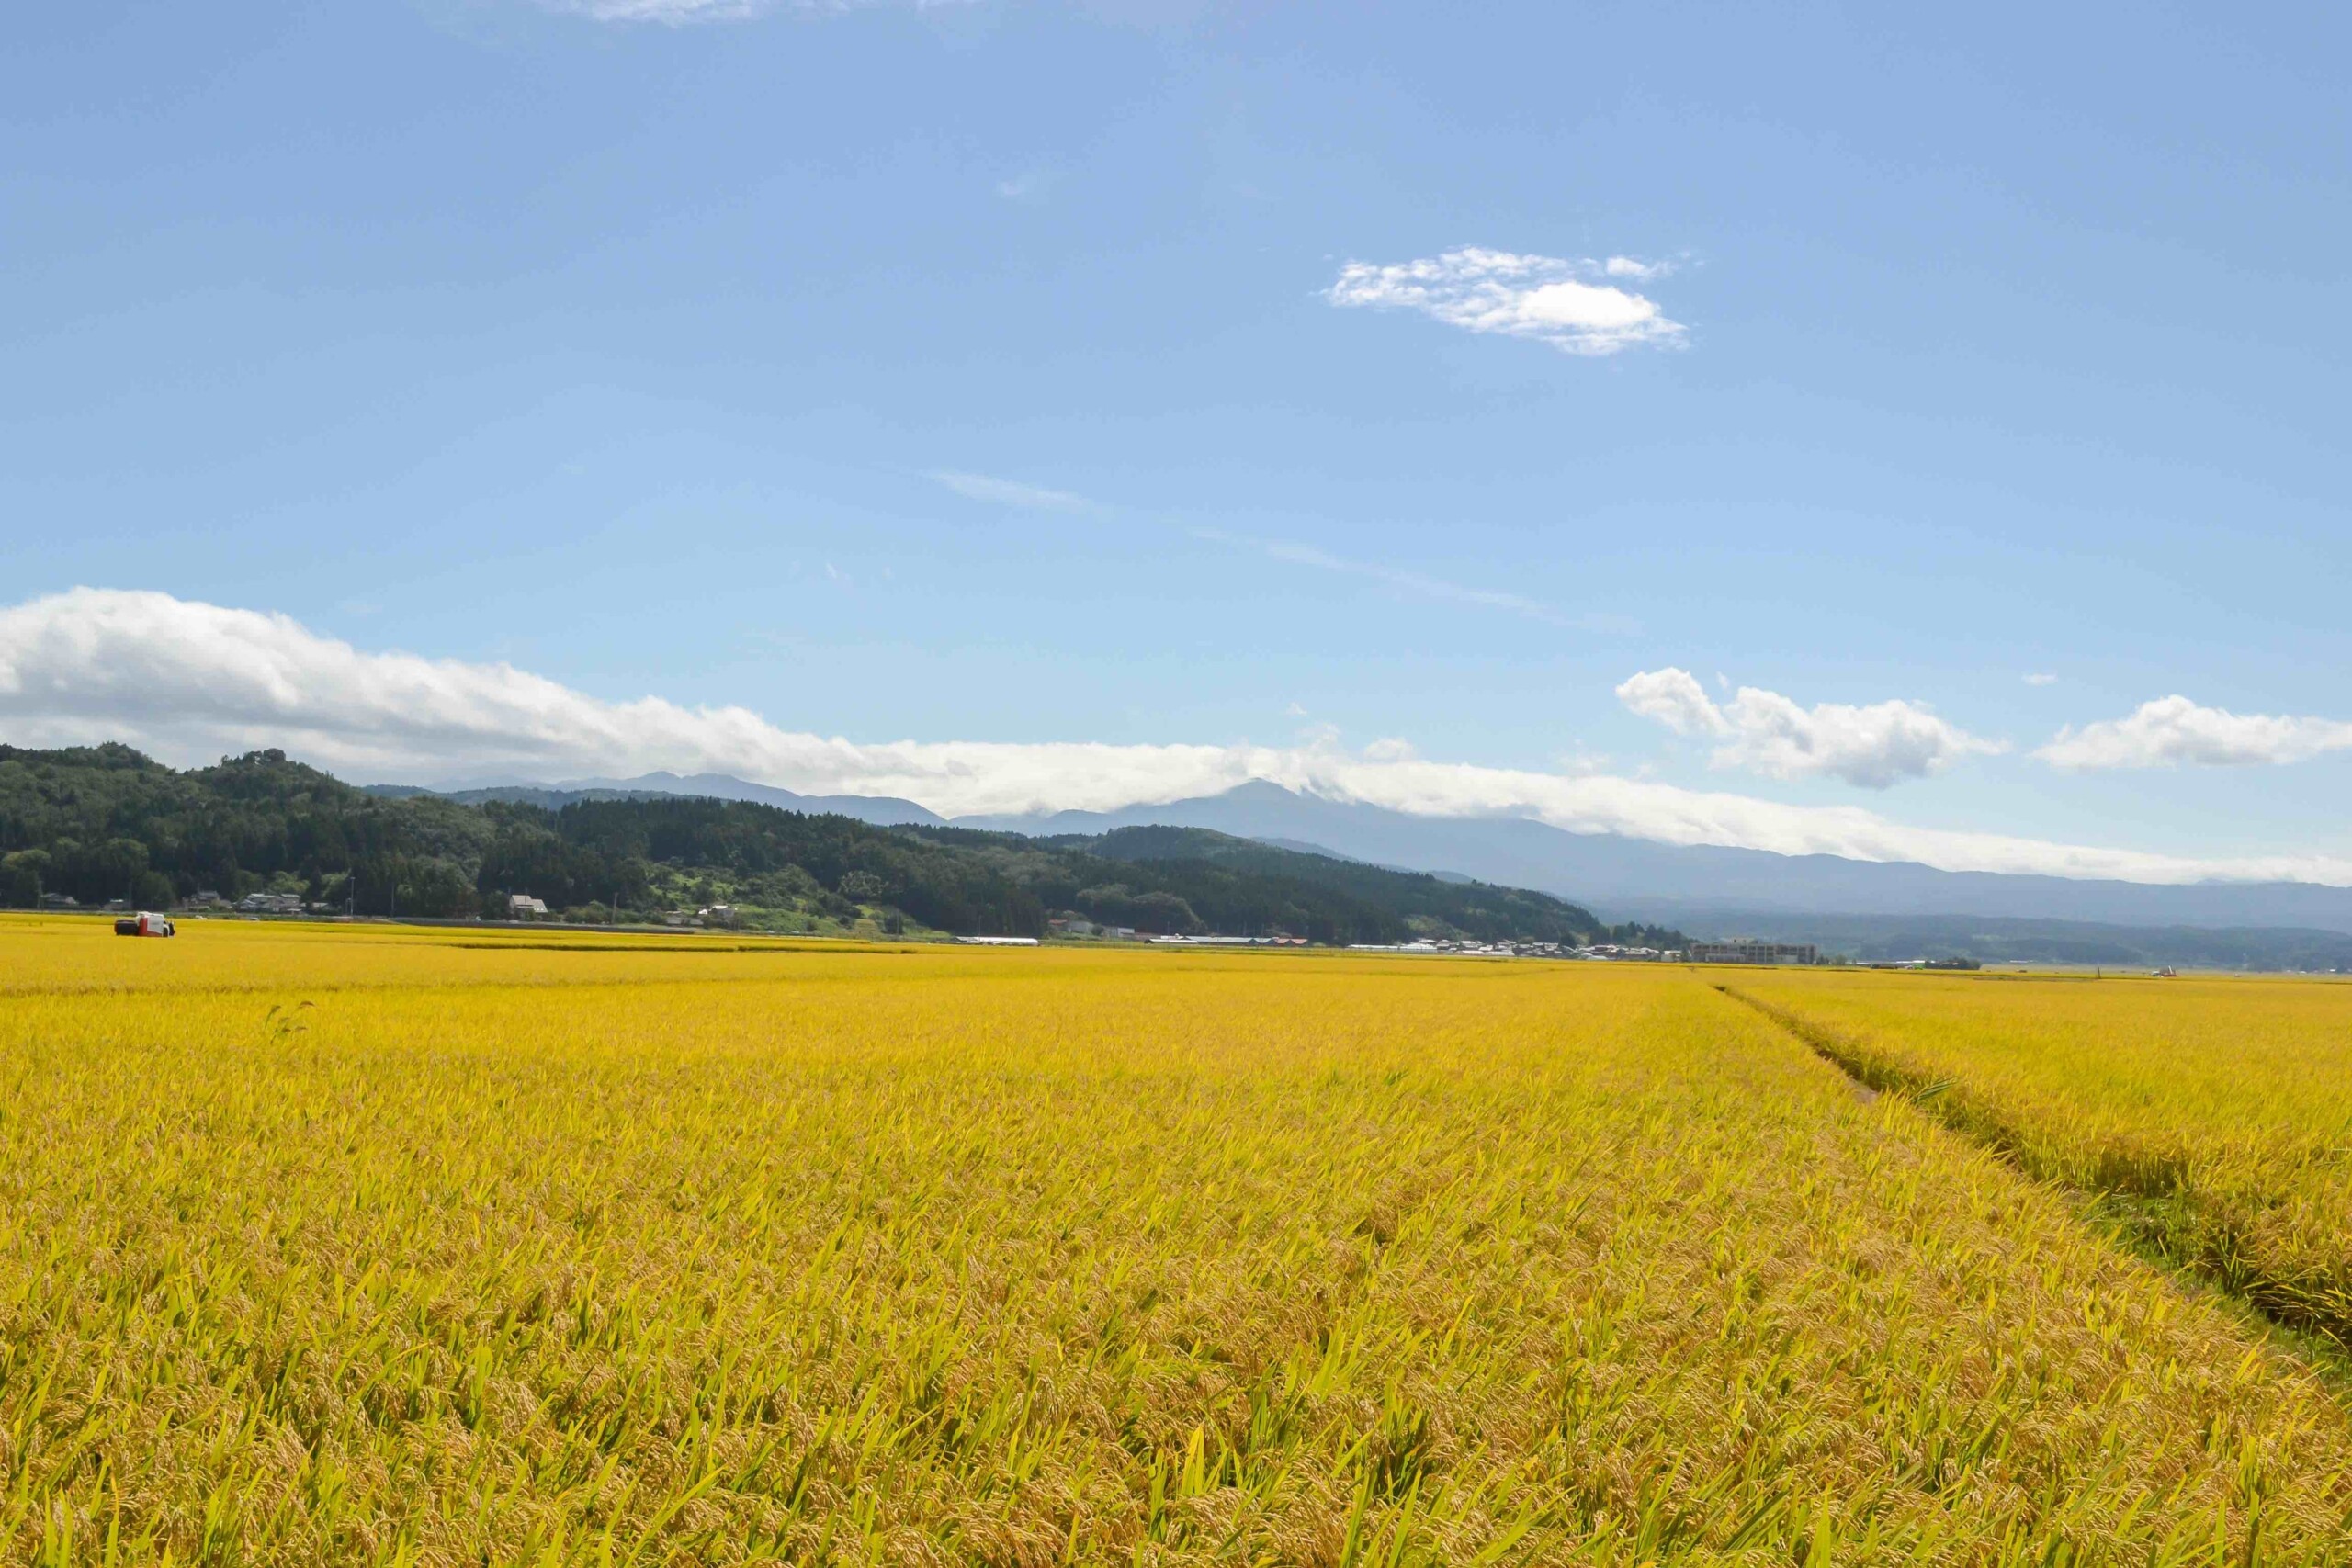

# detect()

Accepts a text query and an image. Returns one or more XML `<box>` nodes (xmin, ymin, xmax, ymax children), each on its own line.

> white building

<box><xmin>236</xmin><ymin>892</ymin><xmax>304</xmax><ymax>915</ymax></box>
<box><xmin>1687</xmin><ymin>939</ymin><xmax>1820</xmax><ymax>966</ymax></box>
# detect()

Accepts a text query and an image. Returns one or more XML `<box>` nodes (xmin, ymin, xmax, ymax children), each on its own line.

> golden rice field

<box><xmin>5</xmin><ymin>916</ymin><xmax>2352</xmax><ymax>1565</ymax></box>
<box><xmin>1724</xmin><ymin>969</ymin><xmax>2352</xmax><ymax>1355</ymax></box>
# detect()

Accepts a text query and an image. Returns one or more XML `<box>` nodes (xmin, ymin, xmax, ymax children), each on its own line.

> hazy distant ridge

<box><xmin>959</xmin><ymin>781</ymin><xmax>2352</xmax><ymax>935</ymax></box>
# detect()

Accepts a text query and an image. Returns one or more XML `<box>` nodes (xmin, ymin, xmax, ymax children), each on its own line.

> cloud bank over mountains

<box><xmin>1615</xmin><ymin>667</ymin><xmax>2004</xmax><ymax>789</ymax></box>
<box><xmin>6</xmin><ymin>589</ymin><xmax>2350</xmax><ymax>886</ymax></box>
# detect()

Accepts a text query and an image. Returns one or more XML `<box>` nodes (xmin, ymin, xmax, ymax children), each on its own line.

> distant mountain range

<box><xmin>363</xmin><ymin>772</ymin><xmax>2352</xmax><ymax>964</ymax></box>
<box><xmin>369</xmin><ymin>772</ymin><xmax>944</xmax><ymax>826</ymax></box>
<box><xmin>1660</xmin><ymin>909</ymin><xmax>2352</xmax><ymax>972</ymax></box>
<box><xmin>962</xmin><ymin>780</ymin><xmax>2352</xmax><ymax>937</ymax></box>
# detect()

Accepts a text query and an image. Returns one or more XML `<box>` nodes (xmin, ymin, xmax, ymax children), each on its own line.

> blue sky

<box><xmin>6</xmin><ymin>1</ymin><xmax>2350</xmax><ymax>879</ymax></box>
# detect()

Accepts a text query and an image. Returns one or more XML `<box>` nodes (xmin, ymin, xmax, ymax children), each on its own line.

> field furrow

<box><xmin>1724</xmin><ymin>971</ymin><xmax>2352</xmax><ymax>1356</ymax></box>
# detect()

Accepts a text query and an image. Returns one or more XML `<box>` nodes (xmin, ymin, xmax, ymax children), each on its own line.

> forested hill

<box><xmin>0</xmin><ymin>744</ymin><xmax>1679</xmax><ymax>945</ymax></box>
<box><xmin>1010</xmin><ymin>824</ymin><xmax>1632</xmax><ymax>946</ymax></box>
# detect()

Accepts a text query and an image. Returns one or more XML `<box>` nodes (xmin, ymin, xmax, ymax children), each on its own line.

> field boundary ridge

<box><xmin>1713</xmin><ymin>982</ymin><xmax>2352</xmax><ymax>1367</ymax></box>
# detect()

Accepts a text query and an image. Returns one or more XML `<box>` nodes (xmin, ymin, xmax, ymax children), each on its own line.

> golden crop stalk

<box><xmin>1</xmin><ymin>913</ymin><xmax>2348</xmax><ymax>1564</ymax></box>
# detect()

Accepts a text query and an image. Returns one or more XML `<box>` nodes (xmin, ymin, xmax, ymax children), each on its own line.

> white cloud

<box><xmin>1615</xmin><ymin>667</ymin><xmax>1728</xmax><ymax>739</ymax></box>
<box><xmin>1601</xmin><ymin>255</ymin><xmax>1676</xmax><ymax>282</ymax></box>
<box><xmin>6</xmin><ymin>590</ymin><xmax>2348</xmax><ymax>886</ymax></box>
<box><xmin>931</xmin><ymin>471</ymin><xmax>1095</xmax><ymax>513</ymax></box>
<box><xmin>2024</xmin><ymin>672</ymin><xmax>2058</xmax><ymax>686</ymax></box>
<box><xmin>1326</xmin><ymin>247</ymin><xmax>1686</xmax><ymax>356</ymax></box>
<box><xmin>2038</xmin><ymin>695</ymin><xmax>2352</xmax><ymax>771</ymax></box>
<box><xmin>1616</xmin><ymin>667</ymin><xmax>2005</xmax><ymax>789</ymax></box>
<box><xmin>1362</xmin><ymin>738</ymin><xmax>1417</xmax><ymax>762</ymax></box>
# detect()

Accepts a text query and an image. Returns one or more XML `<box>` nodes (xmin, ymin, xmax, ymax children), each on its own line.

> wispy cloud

<box><xmin>1197</xmin><ymin>529</ymin><xmax>1635</xmax><ymax>633</ymax></box>
<box><xmin>1618</xmin><ymin>667</ymin><xmax>2005</xmax><ymax>789</ymax></box>
<box><xmin>540</xmin><ymin>0</ymin><xmax>772</xmax><ymax>20</ymax></box>
<box><xmin>2023</xmin><ymin>672</ymin><xmax>2059</xmax><ymax>686</ymax></box>
<box><xmin>2039</xmin><ymin>696</ymin><xmax>2352</xmax><ymax>770</ymax></box>
<box><xmin>1255</xmin><ymin>536</ymin><xmax>1563</xmax><ymax>621</ymax></box>
<box><xmin>931</xmin><ymin>471</ymin><xmax>1096</xmax><ymax>513</ymax></box>
<box><xmin>927</xmin><ymin>475</ymin><xmax>1630</xmax><ymax>631</ymax></box>
<box><xmin>994</xmin><ymin>169</ymin><xmax>1058</xmax><ymax>203</ymax></box>
<box><xmin>6</xmin><ymin>589</ymin><xmax>2348</xmax><ymax>886</ymax></box>
<box><xmin>1327</xmin><ymin>246</ymin><xmax>1687</xmax><ymax>356</ymax></box>
<box><xmin>540</xmin><ymin>0</ymin><xmax>967</xmax><ymax>22</ymax></box>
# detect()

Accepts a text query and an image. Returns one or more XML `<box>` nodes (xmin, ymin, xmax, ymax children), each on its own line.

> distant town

<box><xmin>38</xmin><ymin>881</ymin><xmax>1977</xmax><ymax>967</ymax></box>
<box><xmin>35</xmin><ymin>886</ymin><xmax>2042</xmax><ymax>971</ymax></box>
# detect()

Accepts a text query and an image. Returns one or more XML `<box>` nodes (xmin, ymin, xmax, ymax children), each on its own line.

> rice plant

<box><xmin>1727</xmin><ymin>969</ymin><xmax>2352</xmax><ymax>1354</ymax></box>
<box><xmin>2</xmin><ymin>915</ymin><xmax>2348</xmax><ymax>1562</ymax></box>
